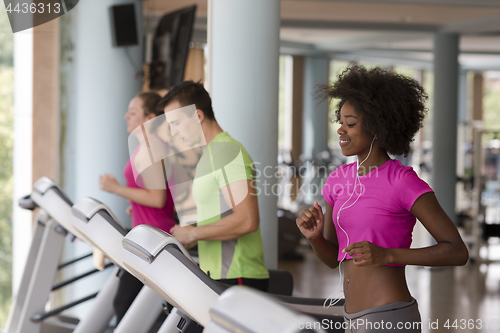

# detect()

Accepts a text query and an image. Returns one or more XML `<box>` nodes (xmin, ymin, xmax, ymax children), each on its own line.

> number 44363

<box><xmin>443</xmin><ymin>318</ymin><xmax>500</xmax><ymax>330</ymax></box>
<box><xmin>5</xmin><ymin>2</ymin><xmax>61</xmax><ymax>14</ymax></box>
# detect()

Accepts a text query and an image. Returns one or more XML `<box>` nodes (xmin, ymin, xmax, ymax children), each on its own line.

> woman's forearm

<box><xmin>405</xmin><ymin>192</ymin><xmax>469</xmax><ymax>267</ymax></box>
<box><xmin>309</xmin><ymin>234</ymin><xmax>340</xmax><ymax>269</ymax></box>
<box><xmin>114</xmin><ymin>185</ymin><xmax>166</xmax><ymax>208</ymax></box>
<box><xmin>387</xmin><ymin>241</ymin><xmax>469</xmax><ymax>267</ymax></box>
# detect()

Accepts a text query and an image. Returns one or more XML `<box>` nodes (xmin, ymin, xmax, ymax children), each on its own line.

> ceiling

<box><xmin>143</xmin><ymin>0</ymin><xmax>500</xmax><ymax>70</ymax></box>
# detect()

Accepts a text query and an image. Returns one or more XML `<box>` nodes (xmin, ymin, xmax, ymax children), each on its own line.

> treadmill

<box><xmin>5</xmin><ymin>177</ymin><xmax>117</xmax><ymax>333</ymax></box>
<box><xmin>69</xmin><ymin>196</ymin><xmax>171</xmax><ymax>333</ymax></box>
<box><xmin>120</xmin><ymin>225</ymin><xmax>344</xmax><ymax>333</ymax></box>
<box><xmin>204</xmin><ymin>286</ymin><xmax>328</xmax><ymax>333</ymax></box>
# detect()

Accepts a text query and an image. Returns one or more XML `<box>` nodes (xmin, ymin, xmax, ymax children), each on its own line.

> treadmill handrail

<box><xmin>33</xmin><ymin>177</ymin><xmax>73</xmax><ymax>206</ymax></box>
<box><xmin>122</xmin><ymin>225</ymin><xmax>229</xmax><ymax>295</ymax></box>
<box><xmin>71</xmin><ymin>197</ymin><xmax>120</xmax><ymax>224</ymax></box>
<box><xmin>208</xmin><ymin>286</ymin><xmax>329</xmax><ymax>333</ymax></box>
<box><xmin>122</xmin><ymin>224</ymin><xmax>194</xmax><ymax>261</ymax></box>
<box><xmin>96</xmin><ymin>210</ymin><xmax>127</xmax><ymax>236</ymax></box>
<box><xmin>165</xmin><ymin>245</ymin><xmax>228</xmax><ymax>296</ymax></box>
<box><xmin>122</xmin><ymin>238</ymin><xmax>155</xmax><ymax>263</ymax></box>
<box><xmin>18</xmin><ymin>194</ymin><xmax>38</xmax><ymax>210</ymax></box>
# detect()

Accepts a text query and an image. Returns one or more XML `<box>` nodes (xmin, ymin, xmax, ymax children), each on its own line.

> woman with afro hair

<box><xmin>296</xmin><ymin>65</ymin><xmax>469</xmax><ymax>332</ymax></box>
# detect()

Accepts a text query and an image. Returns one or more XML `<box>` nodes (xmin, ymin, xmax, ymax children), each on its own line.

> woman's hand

<box><xmin>126</xmin><ymin>205</ymin><xmax>132</xmax><ymax>216</ymax></box>
<box><xmin>343</xmin><ymin>241</ymin><xmax>391</xmax><ymax>266</ymax></box>
<box><xmin>99</xmin><ymin>174</ymin><xmax>120</xmax><ymax>193</ymax></box>
<box><xmin>92</xmin><ymin>248</ymin><xmax>106</xmax><ymax>271</ymax></box>
<box><xmin>296</xmin><ymin>201</ymin><xmax>324</xmax><ymax>240</ymax></box>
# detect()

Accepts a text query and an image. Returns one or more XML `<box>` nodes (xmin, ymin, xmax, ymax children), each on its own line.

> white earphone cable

<box><xmin>324</xmin><ymin>136</ymin><xmax>376</xmax><ymax>309</ymax></box>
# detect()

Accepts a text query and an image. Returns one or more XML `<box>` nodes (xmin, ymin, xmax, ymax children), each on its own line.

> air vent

<box><xmin>177</xmin><ymin>317</ymin><xmax>187</xmax><ymax>330</ymax></box>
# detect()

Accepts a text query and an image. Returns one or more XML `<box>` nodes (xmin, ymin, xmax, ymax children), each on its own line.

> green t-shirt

<box><xmin>192</xmin><ymin>132</ymin><xmax>269</xmax><ymax>280</ymax></box>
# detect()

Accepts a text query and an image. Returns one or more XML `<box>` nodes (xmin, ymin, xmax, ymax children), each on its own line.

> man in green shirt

<box><xmin>158</xmin><ymin>81</ymin><xmax>269</xmax><ymax>291</ymax></box>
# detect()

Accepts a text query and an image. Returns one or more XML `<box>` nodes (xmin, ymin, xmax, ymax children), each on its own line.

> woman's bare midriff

<box><xmin>343</xmin><ymin>259</ymin><xmax>413</xmax><ymax>314</ymax></box>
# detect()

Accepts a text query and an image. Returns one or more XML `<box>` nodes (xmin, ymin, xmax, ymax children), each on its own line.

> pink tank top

<box><xmin>124</xmin><ymin>142</ymin><xmax>176</xmax><ymax>233</ymax></box>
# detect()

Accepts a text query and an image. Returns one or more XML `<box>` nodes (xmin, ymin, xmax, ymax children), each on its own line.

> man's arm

<box><xmin>171</xmin><ymin>179</ymin><xmax>259</xmax><ymax>244</ymax></box>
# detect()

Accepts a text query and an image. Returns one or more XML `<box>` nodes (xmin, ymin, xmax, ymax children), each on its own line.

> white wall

<box><xmin>12</xmin><ymin>28</ymin><xmax>33</xmax><ymax>296</ymax></box>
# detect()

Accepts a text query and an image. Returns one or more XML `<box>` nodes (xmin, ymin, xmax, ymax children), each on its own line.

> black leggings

<box><xmin>216</xmin><ymin>277</ymin><xmax>269</xmax><ymax>292</ymax></box>
<box><xmin>113</xmin><ymin>270</ymin><xmax>144</xmax><ymax>325</ymax></box>
<box><xmin>113</xmin><ymin>271</ymin><xmax>193</xmax><ymax>332</ymax></box>
<box><xmin>113</xmin><ymin>273</ymin><xmax>269</xmax><ymax>326</ymax></box>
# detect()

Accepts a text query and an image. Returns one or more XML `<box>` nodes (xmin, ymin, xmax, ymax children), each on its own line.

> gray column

<box><xmin>302</xmin><ymin>57</ymin><xmax>329</xmax><ymax>159</ymax></box>
<box><xmin>456</xmin><ymin>71</ymin><xmax>468</xmax><ymax>177</ymax></box>
<box><xmin>70</xmin><ymin>0</ymin><xmax>142</xmax><ymax>224</ymax></box>
<box><xmin>209</xmin><ymin>0</ymin><xmax>280</xmax><ymax>269</ymax></box>
<box><xmin>457</xmin><ymin>71</ymin><xmax>468</xmax><ymax>125</ymax></box>
<box><xmin>61</xmin><ymin>0</ymin><xmax>143</xmax><ymax>316</ymax></box>
<box><xmin>432</xmin><ymin>33</ymin><xmax>459</xmax><ymax>224</ymax></box>
<box><xmin>290</xmin><ymin>56</ymin><xmax>304</xmax><ymax>162</ymax></box>
<box><xmin>472</xmin><ymin>73</ymin><xmax>484</xmax><ymax>122</ymax></box>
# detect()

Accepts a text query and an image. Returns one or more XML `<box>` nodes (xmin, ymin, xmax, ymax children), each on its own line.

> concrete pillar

<box><xmin>472</xmin><ymin>73</ymin><xmax>484</xmax><ymax>122</ymax></box>
<box><xmin>291</xmin><ymin>56</ymin><xmax>304</xmax><ymax>162</ymax></box>
<box><xmin>73</xmin><ymin>0</ymin><xmax>142</xmax><ymax>226</ymax></box>
<box><xmin>302</xmin><ymin>57</ymin><xmax>329</xmax><ymax>159</ymax></box>
<box><xmin>282</xmin><ymin>55</ymin><xmax>293</xmax><ymax>155</ymax></box>
<box><xmin>432</xmin><ymin>33</ymin><xmax>459</xmax><ymax>225</ymax></box>
<box><xmin>208</xmin><ymin>0</ymin><xmax>280</xmax><ymax>269</ymax></box>
<box><xmin>290</xmin><ymin>56</ymin><xmax>304</xmax><ymax>201</ymax></box>
<box><xmin>457</xmin><ymin>71</ymin><xmax>468</xmax><ymax>125</ymax></box>
<box><xmin>60</xmin><ymin>0</ymin><xmax>143</xmax><ymax>316</ymax></box>
<box><xmin>457</xmin><ymin>71</ymin><xmax>468</xmax><ymax>177</ymax></box>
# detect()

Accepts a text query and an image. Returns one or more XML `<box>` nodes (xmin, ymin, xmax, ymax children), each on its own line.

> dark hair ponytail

<box><xmin>137</xmin><ymin>91</ymin><xmax>162</xmax><ymax>117</ymax></box>
<box><xmin>137</xmin><ymin>91</ymin><xmax>163</xmax><ymax>133</ymax></box>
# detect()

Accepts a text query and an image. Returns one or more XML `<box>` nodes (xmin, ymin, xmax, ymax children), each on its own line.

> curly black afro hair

<box><xmin>319</xmin><ymin>65</ymin><xmax>428</xmax><ymax>157</ymax></box>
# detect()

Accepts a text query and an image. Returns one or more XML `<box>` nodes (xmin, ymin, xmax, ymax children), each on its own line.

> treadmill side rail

<box><xmin>120</xmin><ymin>227</ymin><xmax>222</xmax><ymax>326</ymax></box>
<box><xmin>33</xmin><ymin>177</ymin><xmax>59</xmax><ymax>195</ymax></box>
<box><xmin>207</xmin><ymin>286</ymin><xmax>327</xmax><ymax>333</ymax></box>
<box><xmin>71</xmin><ymin>197</ymin><xmax>120</xmax><ymax>223</ymax></box>
<box><xmin>122</xmin><ymin>224</ymin><xmax>195</xmax><ymax>263</ymax></box>
<box><xmin>70</xmin><ymin>198</ymin><xmax>127</xmax><ymax>266</ymax></box>
<box><xmin>33</xmin><ymin>177</ymin><xmax>73</xmax><ymax>206</ymax></box>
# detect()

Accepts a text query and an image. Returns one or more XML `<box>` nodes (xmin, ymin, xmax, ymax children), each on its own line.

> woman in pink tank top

<box><xmin>99</xmin><ymin>91</ymin><xmax>176</xmax><ymax>325</ymax></box>
<box><xmin>99</xmin><ymin>91</ymin><xmax>175</xmax><ymax>233</ymax></box>
<box><xmin>296</xmin><ymin>66</ymin><xmax>469</xmax><ymax>333</ymax></box>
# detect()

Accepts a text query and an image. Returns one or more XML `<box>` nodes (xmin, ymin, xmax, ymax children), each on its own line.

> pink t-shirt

<box><xmin>124</xmin><ymin>143</ymin><xmax>176</xmax><ymax>233</ymax></box>
<box><xmin>321</xmin><ymin>159</ymin><xmax>433</xmax><ymax>266</ymax></box>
